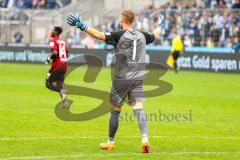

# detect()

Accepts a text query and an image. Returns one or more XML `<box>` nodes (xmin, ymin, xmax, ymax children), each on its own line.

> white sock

<box><xmin>142</xmin><ymin>136</ymin><xmax>148</xmax><ymax>144</ymax></box>
<box><xmin>108</xmin><ymin>139</ymin><xmax>114</xmax><ymax>144</ymax></box>
<box><xmin>60</xmin><ymin>89</ymin><xmax>67</xmax><ymax>101</ymax></box>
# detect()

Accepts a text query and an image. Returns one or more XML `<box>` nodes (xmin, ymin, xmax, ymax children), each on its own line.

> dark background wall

<box><xmin>0</xmin><ymin>46</ymin><xmax>240</xmax><ymax>73</ymax></box>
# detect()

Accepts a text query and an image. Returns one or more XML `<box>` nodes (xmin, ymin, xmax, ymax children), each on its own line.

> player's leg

<box><xmin>58</xmin><ymin>64</ymin><xmax>68</xmax><ymax>102</ymax></box>
<box><xmin>100</xmin><ymin>104</ymin><xmax>121</xmax><ymax>150</ymax></box>
<box><xmin>132</xmin><ymin>102</ymin><xmax>150</xmax><ymax>153</ymax></box>
<box><xmin>100</xmin><ymin>80</ymin><xmax>128</xmax><ymax>150</ymax></box>
<box><xmin>129</xmin><ymin>80</ymin><xmax>149</xmax><ymax>153</ymax></box>
<box><xmin>173</xmin><ymin>51</ymin><xmax>180</xmax><ymax>73</ymax></box>
<box><xmin>108</xmin><ymin>104</ymin><xmax>121</xmax><ymax>144</ymax></box>
<box><xmin>58</xmin><ymin>72</ymin><xmax>68</xmax><ymax>102</ymax></box>
<box><xmin>45</xmin><ymin>72</ymin><xmax>52</xmax><ymax>89</ymax></box>
<box><xmin>45</xmin><ymin>70</ymin><xmax>68</xmax><ymax>106</ymax></box>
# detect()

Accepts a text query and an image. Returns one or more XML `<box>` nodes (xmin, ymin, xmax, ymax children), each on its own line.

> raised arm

<box><xmin>86</xmin><ymin>27</ymin><xmax>106</xmax><ymax>41</ymax></box>
<box><xmin>67</xmin><ymin>13</ymin><xmax>106</xmax><ymax>41</ymax></box>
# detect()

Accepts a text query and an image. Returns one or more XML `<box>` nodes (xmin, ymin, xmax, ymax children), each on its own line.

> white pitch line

<box><xmin>0</xmin><ymin>136</ymin><xmax>105</xmax><ymax>141</ymax></box>
<box><xmin>0</xmin><ymin>136</ymin><xmax>240</xmax><ymax>141</ymax></box>
<box><xmin>1</xmin><ymin>152</ymin><xmax>240</xmax><ymax>160</ymax></box>
<box><xmin>151</xmin><ymin>136</ymin><xmax>240</xmax><ymax>139</ymax></box>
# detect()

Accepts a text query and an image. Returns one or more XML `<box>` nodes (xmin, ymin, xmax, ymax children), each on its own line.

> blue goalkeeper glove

<box><xmin>158</xmin><ymin>14</ymin><xmax>165</xmax><ymax>30</ymax></box>
<box><xmin>67</xmin><ymin>13</ymin><xmax>88</xmax><ymax>32</ymax></box>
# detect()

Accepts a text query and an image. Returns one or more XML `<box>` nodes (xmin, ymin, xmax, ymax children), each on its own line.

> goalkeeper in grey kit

<box><xmin>67</xmin><ymin>10</ymin><xmax>164</xmax><ymax>153</ymax></box>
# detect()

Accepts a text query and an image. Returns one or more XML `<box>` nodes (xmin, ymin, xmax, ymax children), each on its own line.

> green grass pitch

<box><xmin>0</xmin><ymin>62</ymin><xmax>239</xmax><ymax>160</ymax></box>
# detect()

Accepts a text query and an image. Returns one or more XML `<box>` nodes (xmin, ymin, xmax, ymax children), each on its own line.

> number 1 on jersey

<box><xmin>132</xmin><ymin>40</ymin><xmax>137</xmax><ymax>61</ymax></box>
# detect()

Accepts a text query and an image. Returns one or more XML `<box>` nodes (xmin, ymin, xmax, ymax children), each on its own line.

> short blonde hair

<box><xmin>121</xmin><ymin>10</ymin><xmax>135</xmax><ymax>25</ymax></box>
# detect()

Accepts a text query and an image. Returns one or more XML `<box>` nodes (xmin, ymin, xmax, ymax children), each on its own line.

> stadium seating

<box><xmin>0</xmin><ymin>0</ymin><xmax>239</xmax><ymax>52</ymax></box>
<box><xmin>104</xmin><ymin>1</ymin><xmax>240</xmax><ymax>49</ymax></box>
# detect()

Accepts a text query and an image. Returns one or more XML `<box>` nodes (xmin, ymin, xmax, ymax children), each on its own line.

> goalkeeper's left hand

<box><xmin>158</xmin><ymin>14</ymin><xmax>165</xmax><ymax>30</ymax></box>
<box><xmin>67</xmin><ymin>13</ymin><xmax>88</xmax><ymax>32</ymax></box>
<box><xmin>153</xmin><ymin>14</ymin><xmax>166</xmax><ymax>39</ymax></box>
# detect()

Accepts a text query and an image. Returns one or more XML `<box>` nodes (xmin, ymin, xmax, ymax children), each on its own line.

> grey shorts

<box><xmin>110</xmin><ymin>79</ymin><xmax>144</xmax><ymax>106</ymax></box>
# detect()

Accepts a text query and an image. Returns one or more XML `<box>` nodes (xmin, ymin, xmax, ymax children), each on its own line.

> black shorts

<box><xmin>47</xmin><ymin>69</ymin><xmax>66</xmax><ymax>83</ymax></box>
<box><xmin>172</xmin><ymin>51</ymin><xmax>180</xmax><ymax>61</ymax></box>
<box><xmin>110</xmin><ymin>79</ymin><xmax>144</xmax><ymax>106</ymax></box>
<box><xmin>45</xmin><ymin>69</ymin><xmax>66</xmax><ymax>92</ymax></box>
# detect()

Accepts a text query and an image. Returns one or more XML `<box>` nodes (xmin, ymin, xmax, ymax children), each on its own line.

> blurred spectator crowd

<box><xmin>104</xmin><ymin>0</ymin><xmax>240</xmax><ymax>52</ymax></box>
<box><xmin>1</xmin><ymin>0</ymin><xmax>239</xmax><ymax>52</ymax></box>
<box><xmin>0</xmin><ymin>0</ymin><xmax>71</xmax><ymax>9</ymax></box>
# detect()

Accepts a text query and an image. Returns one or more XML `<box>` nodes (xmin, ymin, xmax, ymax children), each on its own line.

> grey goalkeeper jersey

<box><xmin>105</xmin><ymin>29</ymin><xmax>155</xmax><ymax>80</ymax></box>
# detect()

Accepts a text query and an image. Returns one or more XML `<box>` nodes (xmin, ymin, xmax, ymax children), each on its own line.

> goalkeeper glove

<box><xmin>67</xmin><ymin>13</ymin><xmax>88</xmax><ymax>32</ymax></box>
